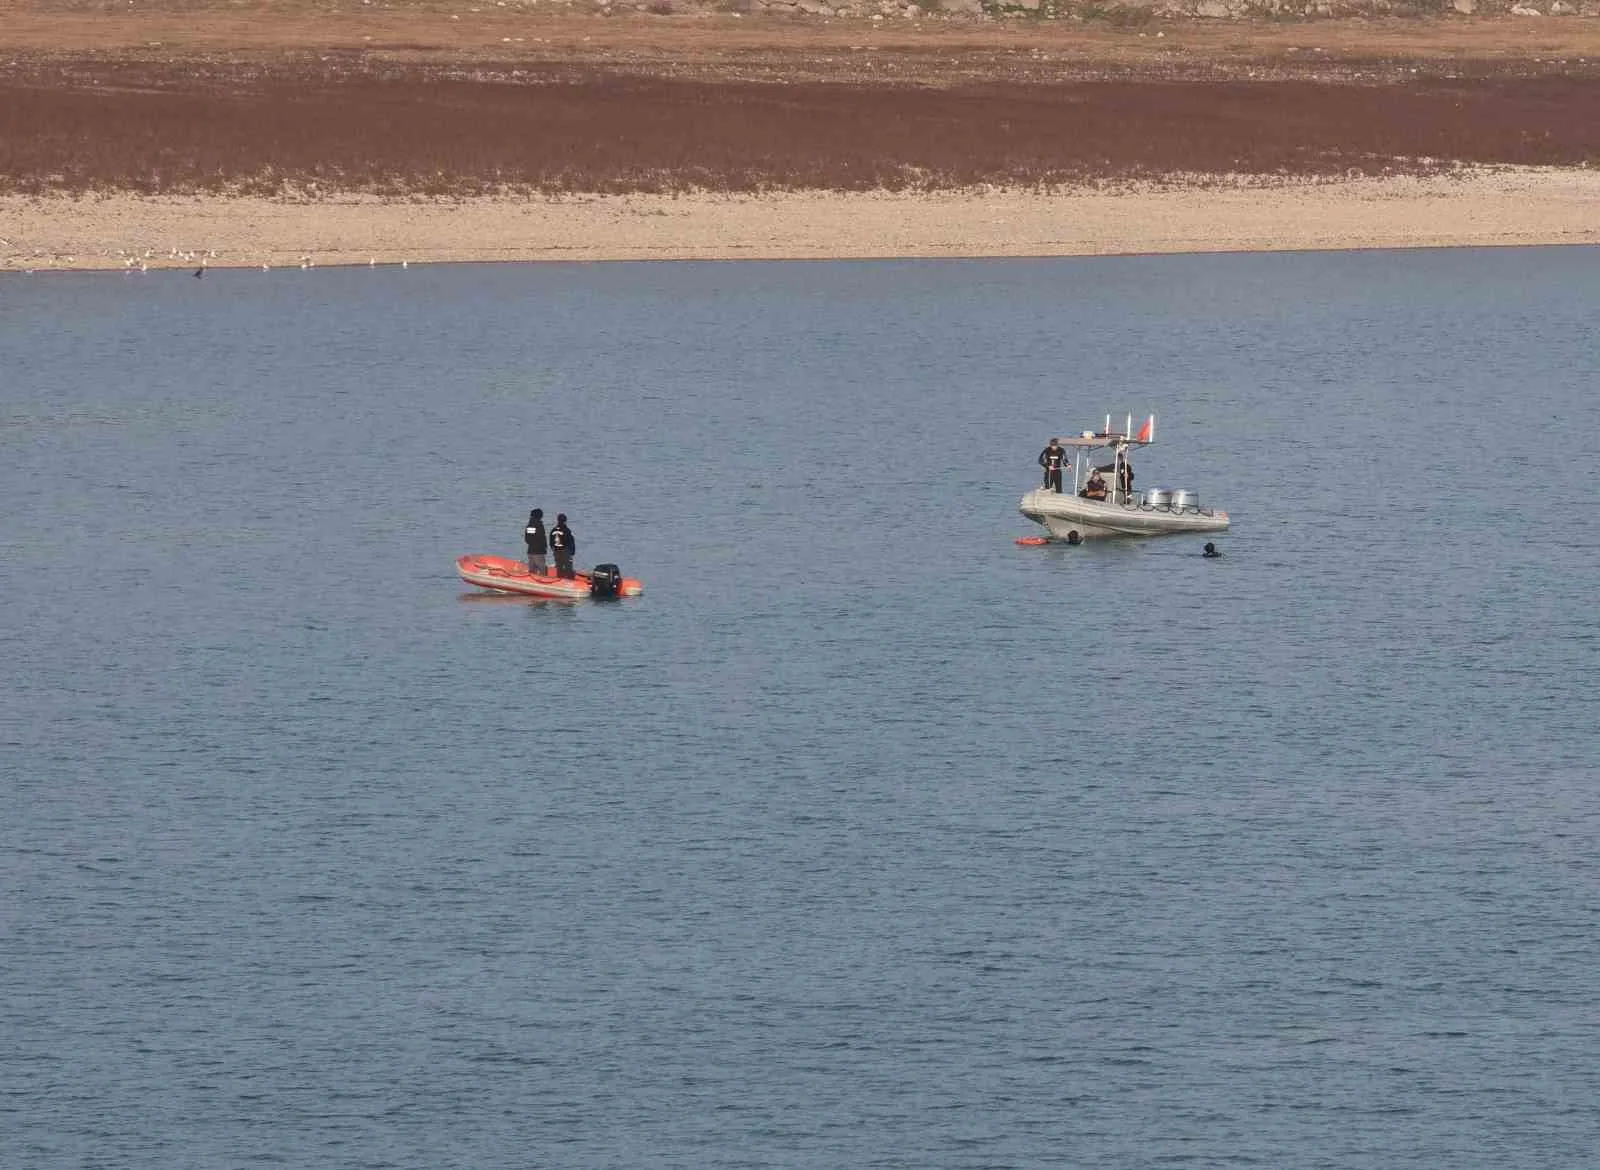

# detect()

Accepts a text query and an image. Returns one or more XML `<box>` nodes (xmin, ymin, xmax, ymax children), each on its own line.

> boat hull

<box><xmin>456</xmin><ymin>554</ymin><xmax>643</xmax><ymax>599</ymax></box>
<box><xmin>1019</xmin><ymin>489</ymin><xmax>1230</xmax><ymax>540</ymax></box>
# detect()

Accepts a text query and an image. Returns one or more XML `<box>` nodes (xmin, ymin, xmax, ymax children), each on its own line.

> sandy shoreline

<box><xmin>8</xmin><ymin>8</ymin><xmax>1600</xmax><ymax>268</ymax></box>
<box><xmin>4</xmin><ymin>170</ymin><xmax>1599</xmax><ymax>271</ymax></box>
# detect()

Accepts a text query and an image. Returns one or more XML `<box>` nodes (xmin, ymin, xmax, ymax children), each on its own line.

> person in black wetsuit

<box><xmin>1203</xmin><ymin>542</ymin><xmax>1221</xmax><ymax>558</ymax></box>
<box><xmin>1038</xmin><ymin>438</ymin><xmax>1068</xmax><ymax>493</ymax></box>
<box><xmin>549</xmin><ymin>514</ymin><xmax>576</xmax><ymax>579</ymax></box>
<box><xmin>524</xmin><ymin>508</ymin><xmax>548</xmax><ymax>575</ymax></box>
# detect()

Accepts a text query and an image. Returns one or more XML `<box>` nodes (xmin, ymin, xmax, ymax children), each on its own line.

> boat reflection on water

<box><xmin>457</xmin><ymin>591</ymin><xmax>578</xmax><ymax>608</ymax></box>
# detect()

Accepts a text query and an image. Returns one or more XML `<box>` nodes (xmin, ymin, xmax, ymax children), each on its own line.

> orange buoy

<box><xmin>1014</xmin><ymin>536</ymin><xmax>1049</xmax><ymax>547</ymax></box>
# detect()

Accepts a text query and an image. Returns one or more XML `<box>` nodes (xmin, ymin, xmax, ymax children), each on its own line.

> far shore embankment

<box><xmin>6</xmin><ymin>6</ymin><xmax>1600</xmax><ymax>268</ymax></box>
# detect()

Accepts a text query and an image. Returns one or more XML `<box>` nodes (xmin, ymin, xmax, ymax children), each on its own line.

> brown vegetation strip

<box><xmin>5</xmin><ymin>62</ymin><xmax>1600</xmax><ymax>194</ymax></box>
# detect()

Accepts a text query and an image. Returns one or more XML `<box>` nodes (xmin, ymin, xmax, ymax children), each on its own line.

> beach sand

<box><xmin>6</xmin><ymin>170</ymin><xmax>1600</xmax><ymax>271</ymax></box>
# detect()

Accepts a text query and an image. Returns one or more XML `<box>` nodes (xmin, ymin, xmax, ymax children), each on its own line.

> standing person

<box><xmin>1038</xmin><ymin>438</ymin><xmax>1068</xmax><ymax>493</ymax></box>
<box><xmin>1117</xmin><ymin>458</ymin><xmax>1135</xmax><ymax>497</ymax></box>
<box><xmin>523</xmin><ymin>508</ymin><xmax>548</xmax><ymax>576</ymax></box>
<box><xmin>549</xmin><ymin>513</ymin><xmax>576</xmax><ymax>580</ymax></box>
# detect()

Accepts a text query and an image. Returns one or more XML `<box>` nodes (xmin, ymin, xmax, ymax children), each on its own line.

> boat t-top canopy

<box><xmin>1052</xmin><ymin>413</ymin><xmax>1155</xmax><ymax>449</ymax></box>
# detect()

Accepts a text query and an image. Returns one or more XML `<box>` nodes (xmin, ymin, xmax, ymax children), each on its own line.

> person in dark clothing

<box><xmin>1203</xmin><ymin>542</ymin><xmax>1221</xmax><ymax>558</ymax></box>
<box><xmin>549</xmin><ymin>514</ymin><xmax>576</xmax><ymax>579</ymax></box>
<box><xmin>1117</xmin><ymin>459</ymin><xmax>1135</xmax><ymax>495</ymax></box>
<box><xmin>1038</xmin><ymin>438</ymin><xmax>1068</xmax><ymax>493</ymax></box>
<box><xmin>524</xmin><ymin>508</ymin><xmax>548</xmax><ymax>575</ymax></box>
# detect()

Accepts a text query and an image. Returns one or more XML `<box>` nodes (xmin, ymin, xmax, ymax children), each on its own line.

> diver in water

<box><xmin>1038</xmin><ymin>438</ymin><xmax>1068</xmax><ymax>493</ymax></box>
<box><xmin>550</xmin><ymin>513</ymin><xmax>576</xmax><ymax>579</ymax></box>
<box><xmin>1066</xmin><ymin>530</ymin><xmax>1083</xmax><ymax>546</ymax></box>
<box><xmin>1203</xmin><ymin>542</ymin><xmax>1221</xmax><ymax>558</ymax></box>
<box><xmin>524</xmin><ymin>508</ymin><xmax>548</xmax><ymax>575</ymax></box>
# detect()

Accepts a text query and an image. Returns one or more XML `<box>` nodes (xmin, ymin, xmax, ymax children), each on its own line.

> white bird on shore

<box><xmin>402</xmin><ymin>260</ymin><xmax>409</xmax><ymax>269</ymax></box>
<box><xmin>369</xmin><ymin>257</ymin><xmax>376</xmax><ymax>267</ymax></box>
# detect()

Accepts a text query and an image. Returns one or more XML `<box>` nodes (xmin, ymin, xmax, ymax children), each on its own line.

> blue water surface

<box><xmin>3</xmin><ymin>248</ymin><xmax>1598</xmax><ymax>1168</ymax></box>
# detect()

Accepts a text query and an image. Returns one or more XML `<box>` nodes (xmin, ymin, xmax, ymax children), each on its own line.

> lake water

<box><xmin>3</xmin><ymin>249</ymin><xmax>1598</xmax><ymax>1168</ymax></box>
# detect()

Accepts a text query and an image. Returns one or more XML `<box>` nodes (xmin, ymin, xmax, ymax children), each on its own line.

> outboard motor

<box><xmin>589</xmin><ymin>563</ymin><xmax>623</xmax><ymax>599</ymax></box>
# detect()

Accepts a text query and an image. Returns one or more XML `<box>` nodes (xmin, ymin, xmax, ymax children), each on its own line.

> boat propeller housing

<box><xmin>589</xmin><ymin>564</ymin><xmax>624</xmax><ymax>599</ymax></box>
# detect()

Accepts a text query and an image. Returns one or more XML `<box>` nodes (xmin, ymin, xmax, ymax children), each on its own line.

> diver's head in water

<box><xmin>1203</xmin><ymin>542</ymin><xmax>1220</xmax><ymax>557</ymax></box>
<box><xmin>1066</xmin><ymin>530</ymin><xmax>1082</xmax><ymax>546</ymax></box>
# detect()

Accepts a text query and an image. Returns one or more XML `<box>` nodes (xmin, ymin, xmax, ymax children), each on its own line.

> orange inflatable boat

<box><xmin>456</xmin><ymin>554</ymin><xmax>644</xmax><ymax>600</ymax></box>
